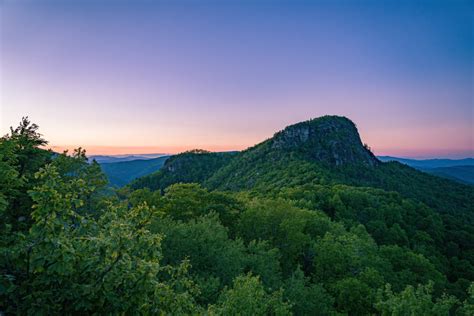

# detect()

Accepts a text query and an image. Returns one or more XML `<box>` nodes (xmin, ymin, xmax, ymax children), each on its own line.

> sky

<box><xmin>1</xmin><ymin>0</ymin><xmax>472</xmax><ymax>158</ymax></box>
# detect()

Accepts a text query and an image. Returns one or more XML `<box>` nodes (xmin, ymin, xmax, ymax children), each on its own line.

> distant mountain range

<box><xmin>93</xmin><ymin>155</ymin><xmax>169</xmax><ymax>187</ymax></box>
<box><xmin>378</xmin><ymin>156</ymin><xmax>474</xmax><ymax>185</ymax></box>
<box><xmin>378</xmin><ymin>156</ymin><xmax>474</xmax><ymax>168</ymax></box>
<box><xmin>89</xmin><ymin>153</ymin><xmax>168</xmax><ymax>164</ymax></box>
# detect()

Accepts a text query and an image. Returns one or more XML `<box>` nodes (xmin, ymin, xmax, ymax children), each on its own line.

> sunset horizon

<box><xmin>44</xmin><ymin>133</ymin><xmax>473</xmax><ymax>159</ymax></box>
<box><xmin>2</xmin><ymin>0</ymin><xmax>472</xmax><ymax>160</ymax></box>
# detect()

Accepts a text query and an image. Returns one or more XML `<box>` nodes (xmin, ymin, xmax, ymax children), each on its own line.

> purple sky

<box><xmin>1</xmin><ymin>0</ymin><xmax>472</xmax><ymax>157</ymax></box>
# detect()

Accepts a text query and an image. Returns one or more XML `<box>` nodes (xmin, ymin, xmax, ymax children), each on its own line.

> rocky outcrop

<box><xmin>271</xmin><ymin>116</ymin><xmax>379</xmax><ymax>166</ymax></box>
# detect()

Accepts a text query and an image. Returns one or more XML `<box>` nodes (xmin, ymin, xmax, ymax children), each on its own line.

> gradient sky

<box><xmin>1</xmin><ymin>0</ymin><xmax>472</xmax><ymax>158</ymax></box>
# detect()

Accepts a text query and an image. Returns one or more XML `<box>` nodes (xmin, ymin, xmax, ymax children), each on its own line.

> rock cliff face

<box><xmin>271</xmin><ymin>116</ymin><xmax>379</xmax><ymax>166</ymax></box>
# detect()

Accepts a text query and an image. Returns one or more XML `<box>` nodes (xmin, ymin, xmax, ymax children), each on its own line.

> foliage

<box><xmin>208</xmin><ymin>274</ymin><xmax>292</xmax><ymax>316</ymax></box>
<box><xmin>1</xmin><ymin>160</ymin><xmax>199</xmax><ymax>314</ymax></box>
<box><xmin>283</xmin><ymin>267</ymin><xmax>334</xmax><ymax>315</ymax></box>
<box><xmin>0</xmin><ymin>117</ymin><xmax>51</xmax><ymax>231</ymax></box>
<box><xmin>1</xmin><ymin>117</ymin><xmax>473</xmax><ymax>314</ymax></box>
<box><xmin>375</xmin><ymin>282</ymin><xmax>457</xmax><ymax>316</ymax></box>
<box><xmin>130</xmin><ymin>150</ymin><xmax>236</xmax><ymax>192</ymax></box>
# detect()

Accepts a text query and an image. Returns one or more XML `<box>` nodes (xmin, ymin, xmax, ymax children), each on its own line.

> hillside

<box><xmin>130</xmin><ymin>149</ymin><xmax>237</xmax><ymax>191</ymax></box>
<box><xmin>99</xmin><ymin>156</ymin><xmax>169</xmax><ymax>187</ymax></box>
<box><xmin>132</xmin><ymin>116</ymin><xmax>472</xmax><ymax>215</ymax></box>
<box><xmin>90</xmin><ymin>153</ymin><xmax>167</xmax><ymax>164</ymax></box>
<box><xmin>378</xmin><ymin>156</ymin><xmax>474</xmax><ymax>185</ymax></box>
<box><xmin>202</xmin><ymin>117</ymin><xmax>473</xmax><ymax>215</ymax></box>
<box><xmin>130</xmin><ymin>116</ymin><xmax>474</xmax><ymax>302</ymax></box>
<box><xmin>378</xmin><ymin>156</ymin><xmax>474</xmax><ymax>169</ymax></box>
<box><xmin>426</xmin><ymin>165</ymin><xmax>474</xmax><ymax>185</ymax></box>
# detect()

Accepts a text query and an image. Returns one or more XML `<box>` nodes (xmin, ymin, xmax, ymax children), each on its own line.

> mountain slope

<box><xmin>130</xmin><ymin>116</ymin><xmax>473</xmax><ymax>216</ymax></box>
<box><xmin>378</xmin><ymin>156</ymin><xmax>474</xmax><ymax>169</ymax></box>
<box><xmin>128</xmin><ymin>115</ymin><xmax>474</xmax><ymax>302</ymax></box>
<box><xmin>100</xmin><ymin>156</ymin><xmax>169</xmax><ymax>187</ymax></box>
<box><xmin>377</xmin><ymin>156</ymin><xmax>474</xmax><ymax>185</ymax></box>
<box><xmin>205</xmin><ymin>116</ymin><xmax>472</xmax><ymax>215</ymax></box>
<box><xmin>425</xmin><ymin>165</ymin><xmax>474</xmax><ymax>185</ymax></box>
<box><xmin>205</xmin><ymin>116</ymin><xmax>378</xmax><ymax>191</ymax></box>
<box><xmin>90</xmin><ymin>154</ymin><xmax>167</xmax><ymax>164</ymax></box>
<box><xmin>130</xmin><ymin>150</ymin><xmax>236</xmax><ymax>191</ymax></box>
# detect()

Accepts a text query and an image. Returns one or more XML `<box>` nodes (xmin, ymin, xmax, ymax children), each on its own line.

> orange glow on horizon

<box><xmin>46</xmin><ymin>144</ymin><xmax>473</xmax><ymax>159</ymax></box>
<box><xmin>47</xmin><ymin>144</ymin><xmax>249</xmax><ymax>156</ymax></box>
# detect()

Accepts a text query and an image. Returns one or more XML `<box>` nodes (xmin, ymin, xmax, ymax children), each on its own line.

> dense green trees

<box><xmin>375</xmin><ymin>283</ymin><xmax>457</xmax><ymax>315</ymax></box>
<box><xmin>0</xmin><ymin>121</ymin><xmax>199</xmax><ymax>314</ymax></box>
<box><xmin>0</xmin><ymin>117</ymin><xmax>51</xmax><ymax>231</ymax></box>
<box><xmin>15</xmin><ymin>166</ymin><xmax>192</xmax><ymax>313</ymax></box>
<box><xmin>1</xmin><ymin>118</ymin><xmax>473</xmax><ymax>314</ymax></box>
<box><xmin>130</xmin><ymin>150</ymin><xmax>236</xmax><ymax>192</ymax></box>
<box><xmin>208</xmin><ymin>274</ymin><xmax>291</xmax><ymax>315</ymax></box>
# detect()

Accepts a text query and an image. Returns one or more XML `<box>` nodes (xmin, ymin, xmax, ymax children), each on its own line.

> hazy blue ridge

<box><xmin>423</xmin><ymin>165</ymin><xmax>474</xmax><ymax>185</ymax></box>
<box><xmin>377</xmin><ymin>156</ymin><xmax>474</xmax><ymax>168</ymax></box>
<box><xmin>93</xmin><ymin>151</ymin><xmax>474</xmax><ymax>188</ymax></box>
<box><xmin>99</xmin><ymin>156</ymin><xmax>169</xmax><ymax>187</ymax></box>
<box><xmin>90</xmin><ymin>153</ymin><xmax>168</xmax><ymax>164</ymax></box>
<box><xmin>377</xmin><ymin>156</ymin><xmax>474</xmax><ymax>184</ymax></box>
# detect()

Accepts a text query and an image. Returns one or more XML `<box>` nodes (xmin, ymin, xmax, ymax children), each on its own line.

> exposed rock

<box><xmin>271</xmin><ymin>115</ymin><xmax>379</xmax><ymax>166</ymax></box>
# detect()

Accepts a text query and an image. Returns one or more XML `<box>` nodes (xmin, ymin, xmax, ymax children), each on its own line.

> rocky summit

<box><xmin>271</xmin><ymin>115</ymin><xmax>379</xmax><ymax>166</ymax></box>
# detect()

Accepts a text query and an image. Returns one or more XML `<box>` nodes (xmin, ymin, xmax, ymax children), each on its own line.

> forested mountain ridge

<box><xmin>2</xmin><ymin>117</ymin><xmax>474</xmax><ymax>315</ymax></box>
<box><xmin>378</xmin><ymin>156</ymin><xmax>474</xmax><ymax>169</ymax></box>
<box><xmin>425</xmin><ymin>166</ymin><xmax>474</xmax><ymax>185</ymax></box>
<box><xmin>131</xmin><ymin>116</ymin><xmax>472</xmax><ymax>216</ymax></box>
<box><xmin>378</xmin><ymin>157</ymin><xmax>474</xmax><ymax>185</ymax></box>
<box><xmin>130</xmin><ymin>116</ymin><xmax>380</xmax><ymax>191</ymax></box>
<box><xmin>130</xmin><ymin>149</ymin><xmax>236</xmax><ymax>192</ymax></box>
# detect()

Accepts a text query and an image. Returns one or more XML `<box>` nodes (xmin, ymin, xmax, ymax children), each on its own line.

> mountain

<box><xmin>425</xmin><ymin>165</ymin><xmax>474</xmax><ymax>185</ymax></box>
<box><xmin>99</xmin><ymin>156</ymin><xmax>169</xmax><ymax>187</ymax></box>
<box><xmin>206</xmin><ymin>116</ymin><xmax>380</xmax><ymax>191</ymax></box>
<box><xmin>378</xmin><ymin>156</ymin><xmax>474</xmax><ymax>169</ymax></box>
<box><xmin>128</xmin><ymin>116</ymin><xmax>474</xmax><ymax>299</ymax></box>
<box><xmin>130</xmin><ymin>116</ymin><xmax>376</xmax><ymax>191</ymax></box>
<box><xmin>90</xmin><ymin>153</ymin><xmax>167</xmax><ymax>164</ymax></box>
<box><xmin>206</xmin><ymin>117</ymin><xmax>472</xmax><ymax>214</ymax></box>
<box><xmin>130</xmin><ymin>149</ymin><xmax>236</xmax><ymax>191</ymax></box>
<box><xmin>378</xmin><ymin>156</ymin><xmax>474</xmax><ymax>184</ymax></box>
<box><xmin>131</xmin><ymin>116</ymin><xmax>473</xmax><ymax>216</ymax></box>
<box><xmin>271</xmin><ymin>116</ymin><xmax>379</xmax><ymax>166</ymax></box>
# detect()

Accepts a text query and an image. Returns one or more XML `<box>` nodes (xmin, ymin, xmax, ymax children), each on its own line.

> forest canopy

<box><xmin>1</xmin><ymin>117</ymin><xmax>473</xmax><ymax>315</ymax></box>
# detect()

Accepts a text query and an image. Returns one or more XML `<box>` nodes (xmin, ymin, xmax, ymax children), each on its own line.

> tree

<box><xmin>379</xmin><ymin>245</ymin><xmax>446</xmax><ymax>293</ymax></box>
<box><xmin>237</xmin><ymin>199</ymin><xmax>335</xmax><ymax>275</ymax></box>
<box><xmin>152</xmin><ymin>213</ymin><xmax>246</xmax><ymax>304</ymax></box>
<box><xmin>1</xmin><ymin>160</ymin><xmax>200</xmax><ymax>314</ymax></box>
<box><xmin>160</xmin><ymin>183</ymin><xmax>243</xmax><ymax>229</ymax></box>
<box><xmin>244</xmin><ymin>240</ymin><xmax>283</xmax><ymax>290</ymax></box>
<box><xmin>6</xmin><ymin>117</ymin><xmax>48</xmax><ymax>178</ymax></box>
<box><xmin>208</xmin><ymin>274</ymin><xmax>291</xmax><ymax>316</ymax></box>
<box><xmin>333</xmin><ymin>277</ymin><xmax>373</xmax><ymax>315</ymax></box>
<box><xmin>375</xmin><ymin>282</ymin><xmax>457</xmax><ymax>316</ymax></box>
<box><xmin>457</xmin><ymin>283</ymin><xmax>474</xmax><ymax>316</ymax></box>
<box><xmin>0</xmin><ymin>117</ymin><xmax>51</xmax><ymax>231</ymax></box>
<box><xmin>312</xmin><ymin>226</ymin><xmax>381</xmax><ymax>282</ymax></box>
<box><xmin>284</xmin><ymin>267</ymin><xmax>334</xmax><ymax>315</ymax></box>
